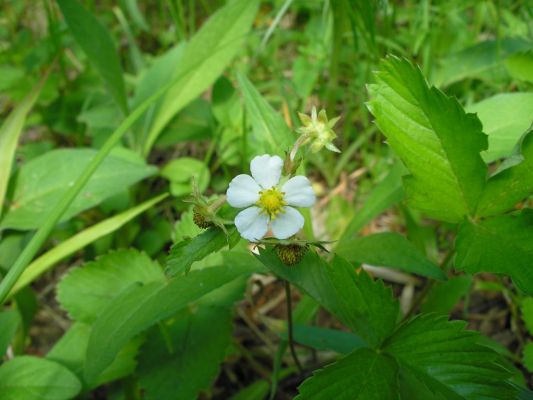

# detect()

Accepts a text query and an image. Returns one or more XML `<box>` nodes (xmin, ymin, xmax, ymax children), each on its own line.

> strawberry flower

<box><xmin>227</xmin><ymin>155</ymin><xmax>316</xmax><ymax>242</ymax></box>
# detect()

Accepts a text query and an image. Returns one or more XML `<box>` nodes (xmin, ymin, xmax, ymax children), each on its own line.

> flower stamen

<box><xmin>257</xmin><ymin>187</ymin><xmax>287</xmax><ymax>219</ymax></box>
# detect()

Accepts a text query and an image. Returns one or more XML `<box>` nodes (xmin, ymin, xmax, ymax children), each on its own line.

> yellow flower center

<box><xmin>257</xmin><ymin>187</ymin><xmax>287</xmax><ymax>219</ymax></box>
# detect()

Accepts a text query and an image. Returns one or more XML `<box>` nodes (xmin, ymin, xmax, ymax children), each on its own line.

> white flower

<box><xmin>227</xmin><ymin>154</ymin><xmax>316</xmax><ymax>242</ymax></box>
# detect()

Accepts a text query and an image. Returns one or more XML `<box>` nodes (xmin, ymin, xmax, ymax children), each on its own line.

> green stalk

<box><xmin>0</xmin><ymin>78</ymin><xmax>177</xmax><ymax>306</ymax></box>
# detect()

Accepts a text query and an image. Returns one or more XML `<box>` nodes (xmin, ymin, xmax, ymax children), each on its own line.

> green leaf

<box><xmin>237</xmin><ymin>72</ymin><xmax>294</xmax><ymax>156</ymax></box>
<box><xmin>467</xmin><ymin>93</ymin><xmax>533</xmax><ymax>162</ymax></box>
<box><xmin>455</xmin><ymin>209</ymin><xmax>533</xmax><ymax>294</ymax></box>
<box><xmin>166</xmin><ymin>227</ymin><xmax>238</xmax><ymax>276</ymax></box>
<box><xmin>336</xmin><ymin>232</ymin><xmax>446</xmax><ymax>280</ymax></box>
<box><xmin>288</xmin><ymin>324</ymin><xmax>367</xmax><ymax>355</ymax></box>
<box><xmin>143</xmin><ymin>0</ymin><xmax>259</xmax><ymax>154</ymax></box>
<box><xmin>433</xmin><ymin>38</ymin><xmax>532</xmax><ymax>86</ymax></box>
<box><xmin>47</xmin><ymin>322</ymin><xmax>142</xmax><ymax>388</ymax></box>
<box><xmin>421</xmin><ymin>275</ymin><xmax>472</xmax><ymax>314</ymax></box>
<box><xmin>57</xmin><ymin>0</ymin><xmax>128</xmax><ymax>113</ymax></box>
<box><xmin>505</xmin><ymin>51</ymin><xmax>533</xmax><ymax>84</ymax></box>
<box><xmin>1</xmin><ymin>148</ymin><xmax>156</xmax><ymax>230</ymax></box>
<box><xmin>523</xmin><ymin>343</ymin><xmax>533</xmax><ymax>373</ymax></box>
<box><xmin>384</xmin><ymin>314</ymin><xmax>516</xmax><ymax>399</ymax></box>
<box><xmin>0</xmin><ymin>78</ymin><xmax>45</xmax><ymax>220</ymax></box>
<box><xmin>9</xmin><ymin>194</ymin><xmax>167</xmax><ymax>297</ymax></box>
<box><xmin>295</xmin><ymin>348</ymin><xmax>399</xmax><ymax>400</ymax></box>
<box><xmin>0</xmin><ymin>310</ymin><xmax>20</xmax><ymax>357</ymax></box>
<box><xmin>84</xmin><ymin>262</ymin><xmax>260</xmax><ymax>383</ymax></box>
<box><xmin>137</xmin><ymin>277</ymin><xmax>246</xmax><ymax>400</ymax></box>
<box><xmin>57</xmin><ymin>249</ymin><xmax>165</xmax><ymax>323</ymax></box>
<box><xmin>476</xmin><ymin>129</ymin><xmax>533</xmax><ymax>217</ymax></box>
<box><xmin>257</xmin><ymin>250</ymin><xmax>399</xmax><ymax>347</ymax></box>
<box><xmin>160</xmin><ymin>157</ymin><xmax>210</xmax><ymax>197</ymax></box>
<box><xmin>521</xmin><ymin>297</ymin><xmax>533</xmax><ymax>335</ymax></box>
<box><xmin>0</xmin><ymin>356</ymin><xmax>82</xmax><ymax>400</ymax></box>
<box><xmin>368</xmin><ymin>56</ymin><xmax>488</xmax><ymax>223</ymax></box>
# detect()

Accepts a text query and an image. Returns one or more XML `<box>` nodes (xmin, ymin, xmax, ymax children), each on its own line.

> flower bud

<box><xmin>297</xmin><ymin>107</ymin><xmax>341</xmax><ymax>153</ymax></box>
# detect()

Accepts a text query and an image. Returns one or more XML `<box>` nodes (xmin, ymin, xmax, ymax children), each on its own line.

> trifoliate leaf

<box><xmin>455</xmin><ymin>209</ymin><xmax>533</xmax><ymax>295</ymax></box>
<box><xmin>368</xmin><ymin>56</ymin><xmax>488</xmax><ymax>223</ymax></box>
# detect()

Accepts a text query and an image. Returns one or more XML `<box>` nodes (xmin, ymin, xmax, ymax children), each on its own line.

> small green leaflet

<box><xmin>336</xmin><ymin>232</ymin><xmax>446</xmax><ymax>280</ymax></box>
<box><xmin>0</xmin><ymin>356</ymin><xmax>82</xmax><ymax>400</ymax></box>
<box><xmin>368</xmin><ymin>56</ymin><xmax>488</xmax><ymax>223</ymax></box>
<box><xmin>476</xmin><ymin>129</ymin><xmax>533</xmax><ymax>217</ymax></box>
<box><xmin>57</xmin><ymin>249</ymin><xmax>165</xmax><ymax>323</ymax></box>
<box><xmin>0</xmin><ymin>310</ymin><xmax>20</xmax><ymax>357</ymax></box>
<box><xmin>456</xmin><ymin>209</ymin><xmax>533</xmax><ymax>295</ymax></box>
<box><xmin>1</xmin><ymin>148</ymin><xmax>156</xmax><ymax>230</ymax></box>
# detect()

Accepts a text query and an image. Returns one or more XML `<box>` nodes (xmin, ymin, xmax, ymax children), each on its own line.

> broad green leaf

<box><xmin>523</xmin><ymin>343</ymin><xmax>533</xmax><ymax>372</ymax></box>
<box><xmin>338</xmin><ymin>166</ymin><xmax>404</xmax><ymax>243</ymax></box>
<box><xmin>57</xmin><ymin>0</ymin><xmax>128</xmax><ymax>113</ymax></box>
<box><xmin>296</xmin><ymin>348</ymin><xmax>399</xmax><ymax>400</ymax></box>
<box><xmin>455</xmin><ymin>209</ymin><xmax>533</xmax><ymax>294</ymax></box>
<box><xmin>143</xmin><ymin>0</ymin><xmax>259</xmax><ymax>154</ymax></box>
<box><xmin>288</xmin><ymin>324</ymin><xmax>367</xmax><ymax>355</ymax></box>
<box><xmin>476</xmin><ymin>129</ymin><xmax>533</xmax><ymax>217</ymax></box>
<box><xmin>166</xmin><ymin>227</ymin><xmax>238</xmax><ymax>276</ymax></box>
<box><xmin>57</xmin><ymin>249</ymin><xmax>165</xmax><ymax>323</ymax></box>
<box><xmin>9</xmin><ymin>194</ymin><xmax>166</xmax><ymax>297</ymax></box>
<box><xmin>336</xmin><ymin>232</ymin><xmax>445</xmax><ymax>280</ymax></box>
<box><xmin>505</xmin><ymin>51</ymin><xmax>533</xmax><ymax>84</ymax></box>
<box><xmin>521</xmin><ymin>297</ymin><xmax>533</xmax><ymax>335</ymax></box>
<box><xmin>137</xmin><ymin>277</ymin><xmax>246</xmax><ymax>400</ymax></box>
<box><xmin>421</xmin><ymin>275</ymin><xmax>472</xmax><ymax>314</ymax></box>
<box><xmin>0</xmin><ymin>310</ymin><xmax>20</xmax><ymax>357</ymax></box>
<box><xmin>1</xmin><ymin>148</ymin><xmax>156</xmax><ymax>230</ymax></box>
<box><xmin>368</xmin><ymin>56</ymin><xmax>488</xmax><ymax>222</ymax></box>
<box><xmin>160</xmin><ymin>157</ymin><xmax>210</xmax><ymax>197</ymax></box>
<box><xmin>47</xmin><ymin>322</ymin><xmax>142</xmax><ymax>388</ymax></box>
<box><xmin>0</xmin><ymin>356</ymin><xmax>82</xmax><ymax>400</ymax></box>
<box><xmin>84</xmin><ymin>262</ymin><xmax>260</xmax><ymax>382</ymax></box>
<box><xmin>237</xmin><ymin>73</ymin><xmax>294</xmax><ymax>156</ymax></box>
<box><xmin>0</xmin><ymin>77</ymin><xmax>45</xmax><ymax>219</ymax></box>
<box><xmin>433</xmin><ymin>38</ymin><xmax>532</xmax><ymax>86</ymax></box>
<box><xmin>384</xmin><ymin>314</ymin><xmax>516</xmax><ymax>399</ymax></box>
<box><xmin>257</xmin><ymin>250</ymin><xmax>399</xmax><ymax>347</ymax></box>
<box><xmin>467</xmin><ymin>93</ymin><xmax>533</xmax><ymax>162</ymax></box>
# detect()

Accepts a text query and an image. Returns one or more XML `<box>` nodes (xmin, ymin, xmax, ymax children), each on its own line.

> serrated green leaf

<box><xmin>137</xmin><ymin>277</ymin><xmax>246</xmax><ymax>400</ymax></box>
<box><xmin>0</xmin><ymin>356</ymin><xmax>82</xmax><ymax>400</ymax></box>
<box><xmin>384</xmin><ymin>314</ymin><xmax>516</xmax><ymax>399</ymax></box>
<box><xmin>84</xmin><ymin>262</ymin><xmax>260</xmax><ymax>383</ymax></box>
<box><xmin>46</xmin><ymin>322</ymin><xmax>142</xmax><ymax>388</ymax></box>
<box><xmin>166</xmin><ymin>227</ymin><xmax>238</xmax><ymax>276</ymax></box>
<box><xmin>295</xmin><ymin>348</ymin><xmax>399</xmax><ymax>400</ymax></box>
<box><xmin>467</xmin><ymin>93</ymin><xmax>533</xmax><ymax>162</ymax></box>
<box><xmin>57</xmin><ymin>0</ymin><xmax>128</xmax><ymax>113</ymax></box>
<box><xmin>421</xmin><ymin>275</ymin><xmax>472</xmax><ymax>314</ymax></box>
<box><xmin>0</xmin><ymin>310</ymin><xmax>20</xmax><ymax>357</ymax></box>
<box><xmin>476</xmin><ymin>129</ymin><xmax>533</xmax><ymax>217</ymax></box>
<box><xmin>143</xmin><ymin>0</ymin><xmax>259</xmax><ymax>154</ymax></box>
<box><xmin>455</xmin><ymin>209</ymin><xmax>533</xmax><ymax>294</ymax></box>
<box><xmin>1</xmin><ymin>148</ymin><xmax>157</xmax><ymax>230</ymax></box>
<box><xmin>368</xmin><ymin>56</ymin><xmax>488</xmax><ymax>222</ymax></box>
<box><xmin>336</xmin><ymin>232</ymin><xmax>445</xmax><ymax>280</ymax></box>
<box><xmin>237</xmin><ymin>73</ymin><xmax>294</xmax><ymax>156</ymax></box>
<box><xmin>257</xmin><ymin>250</ymin><xmax>399</xmax><ymax>347</ymax></box>
<box><xmin>57</xmin><ymin>249</ymin><xmax>165</xmax><ymax>323</ymax></box>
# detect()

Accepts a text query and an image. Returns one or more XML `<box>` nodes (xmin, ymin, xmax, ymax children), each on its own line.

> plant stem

<box><xmin>285</xmin><ymin>280</ymin><xmax>303</xmax><ymax>374</ymax></box>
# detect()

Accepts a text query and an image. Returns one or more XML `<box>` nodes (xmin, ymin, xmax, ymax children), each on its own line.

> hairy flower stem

<box><xmin>285</xmin><ymin>280</ymin><xmax>303</xmax><ymax>374</ymax></box>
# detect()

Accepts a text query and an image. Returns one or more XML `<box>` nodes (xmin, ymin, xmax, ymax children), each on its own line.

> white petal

<box><xmin>250</xmin><ymin>154</ymin><xmax>283</xmax><ymax>189</ymax></box>
<box><xmin>282</xmin><ymin>176</ymin><xmax>316</xmax><ymax>207</ymax></box>
<box><xmin>271</xmin><ymin>206</ymin><xmax>304</xmax><ymax>239</ymax></box>
<box><xmin>234</xmin><ymin>207</ymin><xmax>269</xmax><ymax>242</ymax></box>
<box><xmin>227</xmin><ymin>174</ymin><xmax>260</xmax><ymax>208</ymax></box>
